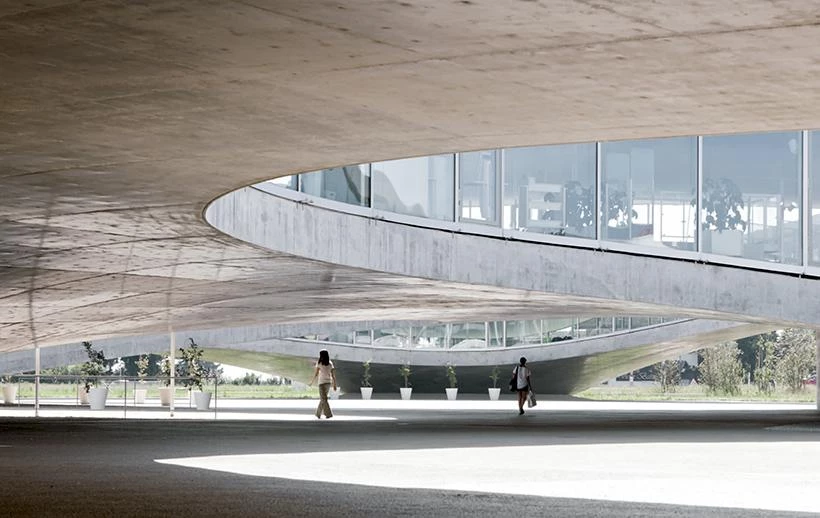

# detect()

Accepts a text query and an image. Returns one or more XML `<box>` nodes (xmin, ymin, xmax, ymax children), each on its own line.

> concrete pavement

<box><xmin>1</xmin><ymin>398</ymin><xmax>819</xmax><ymax>517</ymax></box>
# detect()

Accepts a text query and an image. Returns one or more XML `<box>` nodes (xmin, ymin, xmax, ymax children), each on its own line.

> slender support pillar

<box><xmin>34</xmin><ymin>346</ymin><xmax>40</xmax><ymax>418</ymax></box>
<box><xmin>169</xmin><ymin>330</ymin><xmax>176</xmax><ymax>417</ymax></box>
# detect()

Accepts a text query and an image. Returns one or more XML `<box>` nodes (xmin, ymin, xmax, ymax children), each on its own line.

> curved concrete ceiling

<box><xmin>3</xmin><ymin>1</ymin><xmax>820</xmax><ymax>352</ymax></box>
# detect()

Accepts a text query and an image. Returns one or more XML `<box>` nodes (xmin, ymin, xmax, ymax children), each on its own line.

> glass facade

<box><xmin>372</xmin><ymin>155</ymin><xmax>454</xmax><ymax>220</ymax></box>
<box><xmin>264</xmin><ymin>128</ymin><xmax>820</xmax><ymax>272</ymax></box>
<box><xmin>601</xmin><ymin>137</ymin><xmax>696</xmax><ymax>248</ymax></box>
<box><xmin>702</xmin><ymin>132</ymin><xmax>801</xmax><ymax>263</ymax></box>
<box><xmin>300</xmin><ymin>164</ymin><xmax>371</xmax><ymax>207</ymax></box>
<box><xmin>459</xmin><ymin>150</ymin><xmax>499</xmax><ymax>225</ymax></box>
<box><xmin>503</xmin><ymin>143</ymin><xmax>596</xmax><ymax>238</ymax></box>
<box><xmin>293</xmin><ymin>316</ymin><xmax>678</xmax><ymax>351</ymax></box>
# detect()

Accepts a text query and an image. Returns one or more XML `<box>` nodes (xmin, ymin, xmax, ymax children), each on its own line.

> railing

<box><xmin>0</xmin><ymin>374</ymin><xmax>220</xmax><ymax>419</ymax></box>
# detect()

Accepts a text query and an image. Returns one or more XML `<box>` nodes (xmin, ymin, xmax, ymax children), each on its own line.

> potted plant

<box><xmin>179</xmin><ymin>338</ymin><xmax>211</xmax><ymax>410</ymax></box>
<box><xmin>445</xmin><ymin>363</ymin><xmax>458</xmax><ymax>400</ymax></box>
<box><xmin>694</xmin><ymin>177</ymin><xmax>746</xmax><ymax>256</ymax></box>
<box><xmin>1</xmin><ymin>375</ymin><xmax>17</xmax><ymax>405</ymax></box>
<box><xmin>134</xmin><ymin>354</ymin><xmax>149</xmax><ymax>404</ymax></box>
<box><xmin>360</xmin><ymin>360</ymin><xmax>373</xmax><ymax>400</ymax></box>
<box><xmin>158</xmin><ymin>354</ymin><xmax>174</xmax><ymax>407</ymax></box>
<box><xmin>488</xmin><ymin>366</ymin><xmax>501</xmax><ymax>401</ymax></box>
<box><xmin>80</xmin><ymin>341</ymin><xmax>109</xmax><ymax>410</ymax></box>
<box><xmin>179</xmin><ymin>338</ymin><xmax>210</xmax><ymax>410</ymax></box>
<box><xmin>398</xmin><ymin>362</ymin><xmax>412</xmax><ymax>400</ymax></box>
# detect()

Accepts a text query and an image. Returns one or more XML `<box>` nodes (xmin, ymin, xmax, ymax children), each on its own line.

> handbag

<box><xmin>509</xmin><ymin>366</ymin><xmax>518</xmax><ymax>392</ymax></box>
<box><xmin>527</xmin><ymin>389</ymin><xmax>537</xmax><ymax>408</ymax></box>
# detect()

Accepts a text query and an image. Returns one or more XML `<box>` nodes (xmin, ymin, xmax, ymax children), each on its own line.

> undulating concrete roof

<box><xmin>2</xmin><ymin>0</ymin><xmax>820</xmax><ymax>352</ymax></box>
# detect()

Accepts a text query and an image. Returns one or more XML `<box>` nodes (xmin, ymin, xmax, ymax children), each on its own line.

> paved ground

<box><xmin>1</xmin><ymin>397</ymin><xmax>819</xmax><ymax>517</ymax></box>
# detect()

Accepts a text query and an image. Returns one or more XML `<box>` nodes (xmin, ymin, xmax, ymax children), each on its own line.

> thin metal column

<box><xmin>454</xmin><ymin>153</ymin><xmax>460</xmax><ymax>222</ymax></box>
<box><xmin>802</xmin><ymin>130</ymin><xmax>810</xmax><ymax>268</ymax></box>
<box><xmin>498</xmin><ymin>149</ymin><xmax>504</xmax><ymax>229</ymax></box>
<box><xmin>34</xmin><ymin>346</ymin><xmax>40</xmax><ymax>417</ymax></box>
<box><xmin>696</xmin><ymin>135</ymin><xmax>703</xmax><ymax>254</ymax></box>
<box><xmin>595</xmin><ymin>142</ymin><xmax>602</xmax><ymax>242</ymax></box>
<box><xmin>169</xmin><ymin>329</ymin><xmax>175</xmax><ymax>417</ymax></box>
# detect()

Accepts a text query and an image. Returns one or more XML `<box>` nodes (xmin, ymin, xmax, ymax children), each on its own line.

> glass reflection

<box><xmin>268</xmin><ymin>175</ymin><xmax>297</xmax><ymax>190</ymax></box>
<box><xmin>503</xmin><ymin>143</ymin><xmax>596</xmax><ymax>238</ymax></box>
<box><xmin>459</xmin><ymin>150</ymin><xmax>498</xmax><ymax>225</ymax></box>
<box><xmin>601</xmin><ymin>137</ymin><xmax>696</xmax><ymax>249</ymax></box>
<box><xmin>702</xmin><ymin>132</ymin><xmax>801</xmax><ymax>264</ymax></box>
<box><xmin>300</xmin><ymin>164</ymin><xmax>371</xmax><ymax>207</ymax></box>
<box><xmin>372</xmin><ymin>155</ymin><xmax>454</xmax><ymax>221</ymax></box>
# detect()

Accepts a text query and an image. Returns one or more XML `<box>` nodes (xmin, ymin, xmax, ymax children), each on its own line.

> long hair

<box><xmin>318</xmin><ymin>349</ymin><xmax>330</xmax><ymax>366</ymax></box>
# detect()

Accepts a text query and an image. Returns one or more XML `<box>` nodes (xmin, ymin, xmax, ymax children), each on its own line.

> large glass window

<box><xmin>372</xmin><ymin>155</ymin><xmax>454</xmax><ymax>221</ymax></box>
<box><xmin>601</xmin><ymin>137</ymin><xmax>696</xmax><ymax>249</ymax></box>
<box><xmin>299</xmin><ymin>164</ymin><xmax>370</xmax><ymax>207</ymax></box>
<box><xmin>702</xmin><ymin>132</ymin><xmax>801</xmax><ymax>264</ymax></box>
<box><xmin>503</xmin><ymin>143</ymin><xmax>596</xmax><ymax>238</ymax></box>
<box><xmin>459</xmin><ymin>150</ymin><xmax>499</xmax><ymax>225</ymax></box>
<box><xmin>810</xmin><ymin>131</ymin><xmax>820</xmax><ymax>267</ymax></box>
<box><xmin>450</xmin><ymin>322</ymin><xmax>486</xmax><ymax>349</ymax></box>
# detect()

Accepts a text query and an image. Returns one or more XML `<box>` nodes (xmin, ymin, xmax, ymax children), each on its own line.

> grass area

<box><xmin>576</xmin><ymin>383</ymin><xmax>817</xmax><ymax>403</ymax></box>
<box><xmin>11</xmin><ymin>383</ymin><xmax>318</xmax><ymax>400</ymax></box>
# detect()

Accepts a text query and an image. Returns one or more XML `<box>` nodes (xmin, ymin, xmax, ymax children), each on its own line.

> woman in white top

<box><xmin>308</xmin><ymin>349</ymin><xmax>337</xmax><ymax>419</ymax></box>
<box><xmin>512</xmin><ymin>357</ymin><xmax>531</xmax><ymax>415</ymax></box>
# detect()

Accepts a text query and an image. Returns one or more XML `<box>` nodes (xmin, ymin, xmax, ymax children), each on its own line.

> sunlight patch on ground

<box><xmin>157</xmin><ymin>442</ymin><xmax>820</xmax><ymax>513</ymax></box>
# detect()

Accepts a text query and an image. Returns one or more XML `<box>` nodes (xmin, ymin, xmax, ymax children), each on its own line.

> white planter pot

<box><xmin>360</xmin><ymin>387</ymin><xmax>373</xmax><ymax>400</ymax></box>
<box><xmin>445</xmin><ymin>387</ymin><xmax>458</xmax><ymax>401</ymax></box>
<box><xmin>88</xmin><ymin>387</ymin><xmax>108</xmax><ymax>410</ymax></box>
<box><xmin>488</xmin><ymin>387</ymin><xmax>501</xmax><ymax>401</ymax></box>
<box><xmin>134</xmin><ymin>387</ymin><xmax>147</xmax><ymax>404</ymax></box>
<box><xmin>193</xmin><ymin>391</ymin><xmax>212</xmax><ymax>411</ymax></box>
<box><xmin>2</xmin><ymin>384</ymin><xmax>17</xmax><ymax>405</ymax></box>
<box><xmin>400</xmin><ymin>387</ymin><xmax>412</xmax><ymax>400</ymax></box>
<box><xmin>158</xmin><ymin>387</ymin><xmax>173</xmax><ymax>406</ymax></box>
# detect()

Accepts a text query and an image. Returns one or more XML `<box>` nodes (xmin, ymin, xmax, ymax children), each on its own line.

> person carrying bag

<box><xmin>512</xmin><ymin>357</ymin><xmax>532</xmax><ymax>415</ymax></box>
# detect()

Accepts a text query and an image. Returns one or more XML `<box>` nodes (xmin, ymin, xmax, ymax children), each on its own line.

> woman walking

<box><xmin>513</xmin><ymin>357</ymin><xmax>531</xmax><ymax>415</ymax></box>
<box><xmin>308</xmin><ymin>349</ymin><xmax>337</xmax><ymax>419</ymax></box>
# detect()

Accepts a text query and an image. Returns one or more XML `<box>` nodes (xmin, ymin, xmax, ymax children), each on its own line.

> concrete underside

<box><xmin>3</xmin><ymin>1</ymin><xmax>820</xmax><ymax>353</ymax></box>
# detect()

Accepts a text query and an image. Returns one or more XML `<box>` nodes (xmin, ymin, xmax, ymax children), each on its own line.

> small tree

<box><xmin>489</xmin><ymin>366</ymin><xmax>500</xmax><ymax>388</ymax></box>
<box><xmin>361</xmin><ymin>360</ymin><xmax>372</xmax><ymax>388</ymax></box>
<box><xmin>774</xmin><ymin>328</ymin><xmax>815</xmax><ymax>392</ymax></box>
<box><xmin>158</xmin><ymin>354</ymin><xmax>173</xmax><ymax>387</ymax></box>
<box><xmin>80</xmin><ymin>341</ymin><xmax>108</xmax><ymax>393</ymax></box>
<box><xmin>699</xmin><ymin>342</ymin><xmax>743</xmax><ymax>396</ymax></box>
<box><xmin>178</xmin><ymin>338</ymin><xmax>206</xmax><ymax>391</ymax></box>
<box><xmin>398</xmin><ymin>362</ymin><xmax>411</xmax><ymax>388</ymax></box>
<box><xmin>653</xmin><ymin>359</ymin><xmax>681</xmax><ymax>393</ymax></box>
<box><xmin>136</xmin><ymin>355</ymin><xmax>149</xmax><ymax>382</ymax></box>
<box><xmin>446</xmin><ymin>363</ymin><xmax>457</xmax><ymax>389</ymax></box>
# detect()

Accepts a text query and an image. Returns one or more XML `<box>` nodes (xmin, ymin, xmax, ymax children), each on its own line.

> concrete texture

<box><xmin>3</xmin><ymin>1</ymin><xmax>820</xmax><ymax>353</ymax></box>
<box><xmin>1</xmin><ymin>399</ymin><xmax>819</xmax><ymax>517</ymax></box>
